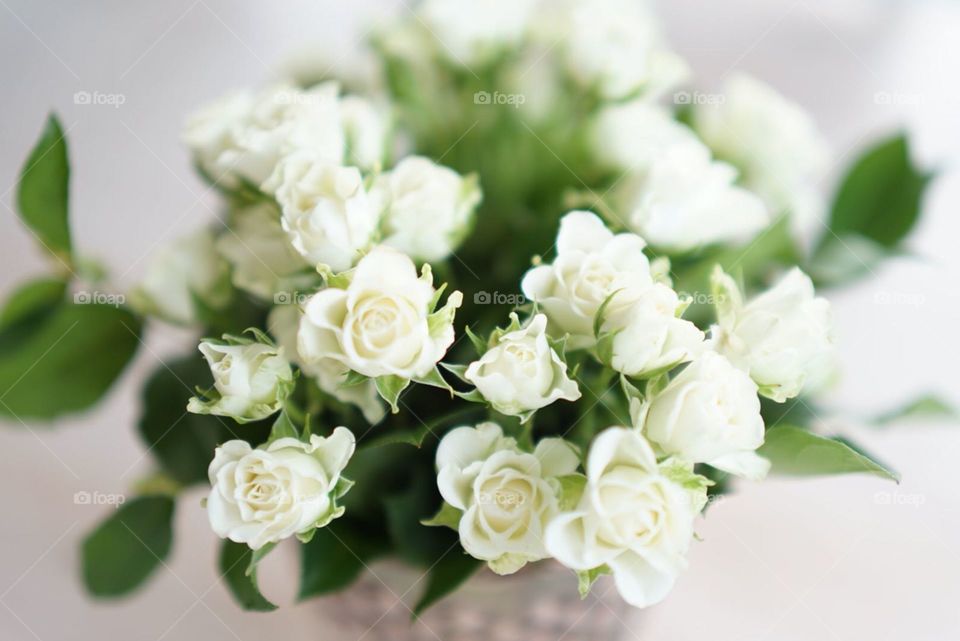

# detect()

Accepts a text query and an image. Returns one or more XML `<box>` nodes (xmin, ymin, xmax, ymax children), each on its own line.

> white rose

<box><xmin>263</xmin><ymin>152</ymin><xmax>378</xmax><ymax>272</ymax></box>
<box><xmin>206</xmin><ymin>428</ymin><xmax>355</xmax><ymax>550</ymax></box>
<box><xmin>711</xmin><ymin>267</ymin><xmax>835</xmax><ymax>402</ymax></box>
<box><xmin>552</xmin><ymin>0</ymin><xmax>688</xmax><ymax>100</ymax></box>
<box><xmin>187</xmin><ymin>337</ymin><xmax>295</xmax><ymax>423</ymax></box>
<box><xmin>216</xmin><ymin>203</ymin><xmax>313</xmax><ymax>301</ymax></box>
<box><xmin>521</xmin><ymin>211</ymin><xmax>653</xmax><ymax>349</ymax></box>
<box><xmin>340</xmin><ymin>95</ymin><xmax>390</xmax><ymax>171</ymax></box>
<box><xmin>545</xmin><ymin>427</ymin><xmax>703</xmax><ymax>608</ymax></box>
<box><xmin>694</xmin><ymin>73</ymin><xmax>829</xmax><ymax>233</ymax></box>
<box><xmin>601</xmin><ymin>284</ymin><xmax>705</xmax><ymax>378</ymax></box>
<box><xmin>436</xmin><ymin>423</ymin><xmax>579</xmax><ymax>574</ymax></box>
<box><xmin>185</xmin><ymin>82</ymin><xmax>346</xmax><ymax>188</ymax></box>
<box><xmin>298</xmin><ymin>246</ymin><xmax>462</xmax><ymax>380</ymax></box>
<box><xmin>591</xmin><ymin>100</ymin><xmax>705</xmax><ymax>172</ymax></box>
<box><xmin>642</xmin><ymin>352</ymin><xmax>769</xmax><ymax>480</ymax></box>
<box><xmin>617</xmin><ymin>144</ymin><xmax>770</xmax><ymax>252</ymax></box>
<box><xmin>268</xmin><ymin>305</ymin><xmax>385</xmax><ymax>424</ymax></box>
<box><xmin>375</xmin><ymin>156</ymin><xmax>481</xmax><ymax>263</ymax></box>
<box><xmin>132</xmin><ymin>228</ymin><xmax>230</xmax><ymax>325</ymax></box>
<box><xmin>465</xmin><ymin>314</ymin><xmax>581</xmax><ymax>418</ymax></box>
<box><xmin>419</xmin><ymin>0</ymin><xmax>538</xmax><ymax>66</ymax></box>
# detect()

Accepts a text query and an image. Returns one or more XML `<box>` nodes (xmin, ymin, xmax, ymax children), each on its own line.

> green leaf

<box><xmin>759</xmin><ymin>425</ymin><xmax>899</xmax><ymax>481</ymax></box>
<box><xmin>413</xmin><ymin>549</ymin><xmax>481</xmax><ymax>616</ymax></box>
<box><xmin>0</xmin><ymin>278</ymin><xmax>66</xmax><ymax>329</ymax></box>
<box><xmin>17</xmin><ymin>114</ymin><xmax>72</xmax><ymax>260</ymax></box>
<box><xmin>414</xmin><ymin>366</ymin><xmax>454</xmax><ymax>395</ymax></box>
<box><xmin>577</xmin><ymin>565</ymin><xmax>611</xmax><ymax>598</ymax></box>
<box><xmin>0</xmin><ymin>303</ymin><xmax>141</xmax><ymax>419</ymax></box>
<box><xmin>384</xmin><ymin>471</ymin><xmax>457</xmax><ymax>567</ymax></box>
<box><xmin>874</xmin><ymin>395</ymin><xmax>958</xmax><ymax>426</ymax></box>
<box><xmin>220</xmin><ymin>541</ymin><xmax>277</xmax><ymax>612</ymax></box>
<box><xmin>268</xmin><ymin>409</ymin><xmax>300</xmax><ymax>442</ymax></box>
<box><xmin>375</xmin><ymin>375</ymin><xmax>411</xmax><ymax>414</ymax></box>
<box><xmin>299</xmin><ymin>520</ymin><xmax>389</xmax><ymax>600</ymax></box>
<box><xmin>556</xmin><ymin>474</ymin><xmax>587</xmax><ymax>511</ymax></box>
<box><xmin>464</xmin><ymin>325</ymin><xmax>488</xmax><ymax>355</ymax></box>
<box><xmin>421</xmin><ymin>502</ymin><xmax>462</xmax><ymax>530</ymax></box>
<box><xmin>82</xmin><ymin>496</ymin><xmax>174</xmax><ymax>597</ymax></box>
<box><xmin>807</xmin><ymin>234</ymin><xmax>893</xmax><ymax>288</ymax></box>
<box><xmin>825</xmin><ymin>133</ymin><xmax>931</xmax><ymax>248</ymax></box>
<box><xmin>138</xmin><ymin>357</ymin><xmax>270</xmax><ymax>485</ymax></box>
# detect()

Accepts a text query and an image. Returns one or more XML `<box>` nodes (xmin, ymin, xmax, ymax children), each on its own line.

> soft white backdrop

<box><xmin>1</xmin><ymin>0</ymin><xmax>957</xmax><ymax>639</ymax></box>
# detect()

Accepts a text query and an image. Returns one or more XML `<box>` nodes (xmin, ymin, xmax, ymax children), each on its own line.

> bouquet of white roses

<box><xmin>4</xmin><ymin>0</ymin><xmax>942</xmax><ymax>617</ymax></box>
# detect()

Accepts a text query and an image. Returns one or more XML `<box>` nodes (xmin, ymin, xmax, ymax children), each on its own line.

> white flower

<box><xmin>268</xmin><ymin>305</ymin><xmax>385</xmax><ymax>424</ymax></box>
<box><xmin>601</xmin><ymin>285</ymin><xmax>705</xmax><ymax>378</ymax></box>
<box><xmin>711</xmin><ymin>267</ymin><xmax>834</xmax><ymax>402</ymax></box>
<box><xmin>591</xmin><ymin>100</ymin><xmax>705</xmax><ymax>172</ymax></box>
<box><xmin>521</xmin><ymin>211</ymin><xmax>653</xmax><ymax>349</ymax></box>
<box><xmin>298</xmin><ymin>246</ymin><xmax>462</xmax><ymax>380</ymax></box>
<box><xmin>465</xmin><ymin>314</ymin><xmax>581</xmax><ymax>418</ymax></box>
<box><xmin>642</xmin><ymin>352</ymin><xmax>769</xmax><ymax>480</ymax></box>
<box><xmin>545</xmin><ymin>427</ymin><xmax>703</xmax><ymax>608</ymax></box>
<box><xmin>436</xmin><ymin>423</ymin><xmax>579</xmax><ymax>574</ymax></box>
<box><xmin>340</xmin><ymin>96</ymin><xmax>390</xmax><ymax>170</ymax></box>
<box><xmin>132</xmin><ymin>228</ymin><xmax>230</xmax><ymax>325</ymax></box>
<box><xmin>617</xmin><ymin>144</ymin><xmax>769</xmax><ymax>252</ymax></box>
<box><xmin>419</xmin><ymin>0</ymin><xmax>539</xmax><ymax>66</ymax></box>
<box><xmin>216</xmin><ymin>203</ymin><xmax>312</xmax><ymax>300</ymax></box>
<box><xmin>551</xmin><ymin>0</ymin><xmax>688</xmax><ymax>100</ymax></box>
<box><xmin>375</xmin><ymin>156</ymin><xmax>481</xmax><ymax>263</ymax></box>
<box><xmin>185</xmin><ymin>82</ymin><xmax>346</xmax><ymax>188</ymax></box>
<box><xmin>694</xmin><ymin>74</ymin><xmax>829</xmax><ymax>231</ymax></box>
<box><xmin>206</xmin><ymin>428</ymin><xmax>355</xmax><ymax>550</ymax></box>
<box><xmin>263</xmin><ymin>152</ymin><xmax>378</xmax><ymax>272</ymax></box>
<box><xmin>187</xmin><ymin>337</ymin><xmax>295</xmax><ymax>423</ymax></box>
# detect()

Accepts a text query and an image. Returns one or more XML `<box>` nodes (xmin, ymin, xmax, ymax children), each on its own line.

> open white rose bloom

<box><xmin>31</xmin><ymin>0</ymin><xmax>927</xmax><ymax>621</ymax></box>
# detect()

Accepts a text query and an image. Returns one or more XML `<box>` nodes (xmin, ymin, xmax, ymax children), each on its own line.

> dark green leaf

<box><xmin>0</xmin><ymin>303</ymin><xmax>141</xmax><ymax>419</ymax></box>
<box><xmin>82</xmin><ymin>496</ymin><xmax>174</xmax><ymax>597</ymax></box>
<box><xmin>759</xmin><ymin>425</ymin><xmax>899</xmax><ymax>481</ymax></box>
<box><xmin>220</xmin><ymin>541</ymin><xmax>277</xmax><ymax>611</ymax></box>
<box><xmin>413</xmin><ymin>548</ymin><xmax>481</xmax><ymax>615</ymax></box>
<box><xmin>825</xmin><ymin>133</ymin><xmax>931</xmax><ymax>248</ymax></box>
<box><xmin>17</xmin><ymin>114</ymin><xmax>72</xmax><ymax>260</ymax></box>
<box><xmin>299</xmin><ymin>520</ymin><xmax>389</xmax><ymax>600</ymax></box>
<box><xmin>384</xmin><ymin>471</ymin><xmax>456</xmax><ymax>567</ymax></box>
<box><xmin>0</xmin><ymin>278</ymin><xmax>66</xmax><ymax>329</ymax></box>
<box><xmin>138</xmin><ymin>356</ymin><xmax>271</xmax><ymax>485</ymax></box>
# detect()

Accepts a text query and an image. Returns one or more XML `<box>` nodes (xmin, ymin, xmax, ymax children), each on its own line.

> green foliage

<box><xmin>82</xmin><ymin>496</ymin><xmax>174</xmax><ymax>597</ymax></box>
<box><xmin>759</xmin><ymin>425</ymin><xmax>899</xmax><ymax>481</ymax></box>
<box><xmin>0</xmin><ymin>303</ymin><xmax>141</xmax><ymax>419</ymax></box>
<box><xmin>874</xmin><ymin>395</ymin><xmax>957</xmax><ymax>426</ymax></box>
<box><xmin>220</xmin><ymin>541</ymin><xmax>277</xmax><ymax>611</ymax></box>
<box><xmin>413</xmin><ymin>548</ymin><xmax>481</xmax><ymax>616</ymax></box>
<box><xmin>17</xmin><ymin>115</ymin><xmax>72</xmax><ymax>262</ymax></box>
<box><xmin>138</xmin><ymin>356</ymin><xmax>271</xmax><ymax>485</ymax></box>
<box><xmin>0</xmin><ymin>278</ymin><xmax>66</xmax><ymax>330</ymax></box>
<box><xmin>299</xmin><ymin>519</ymin><xmax>390</xmax><ymax>600</ymax></box>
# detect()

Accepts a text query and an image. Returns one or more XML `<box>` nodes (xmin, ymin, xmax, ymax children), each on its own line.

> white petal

<box><xmin>608</xmin><ymin>550</ymin><xmax>678</xmax><ymax>608</ymax></box>
<box><xmin>533</xmin><ymin>438</ymin><xmax>580</xmax><ymax>478</ymax></box>
<box><xmin>708</xmin><ymin>450</ymin><xmax>771</xmax><ymax>481</ymax></box>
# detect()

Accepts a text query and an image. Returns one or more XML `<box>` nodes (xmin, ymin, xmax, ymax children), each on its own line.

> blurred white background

<box><xmin>1</xmin><ymin>0</ymin><xmax>957</xmax><ymax>639</ymax></box>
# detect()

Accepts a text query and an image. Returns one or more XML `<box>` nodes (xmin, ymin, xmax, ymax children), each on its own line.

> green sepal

<box><xmin>421</xmin><ymin>502</ymin><xmax>462</xmax><ymax>530</ymax></box>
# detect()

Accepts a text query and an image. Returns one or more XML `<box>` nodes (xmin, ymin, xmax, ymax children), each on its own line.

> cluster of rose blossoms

<box><xmin>129</xmin><ymin>0</ymin><xmax>840</xmax><ymax>609</ymax></box>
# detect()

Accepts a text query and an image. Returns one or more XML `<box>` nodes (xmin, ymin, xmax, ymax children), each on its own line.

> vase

<box><xmin>313</xmin><ymin>560</ymin><xmax>636</xmax><ymax>640</ymax></box>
